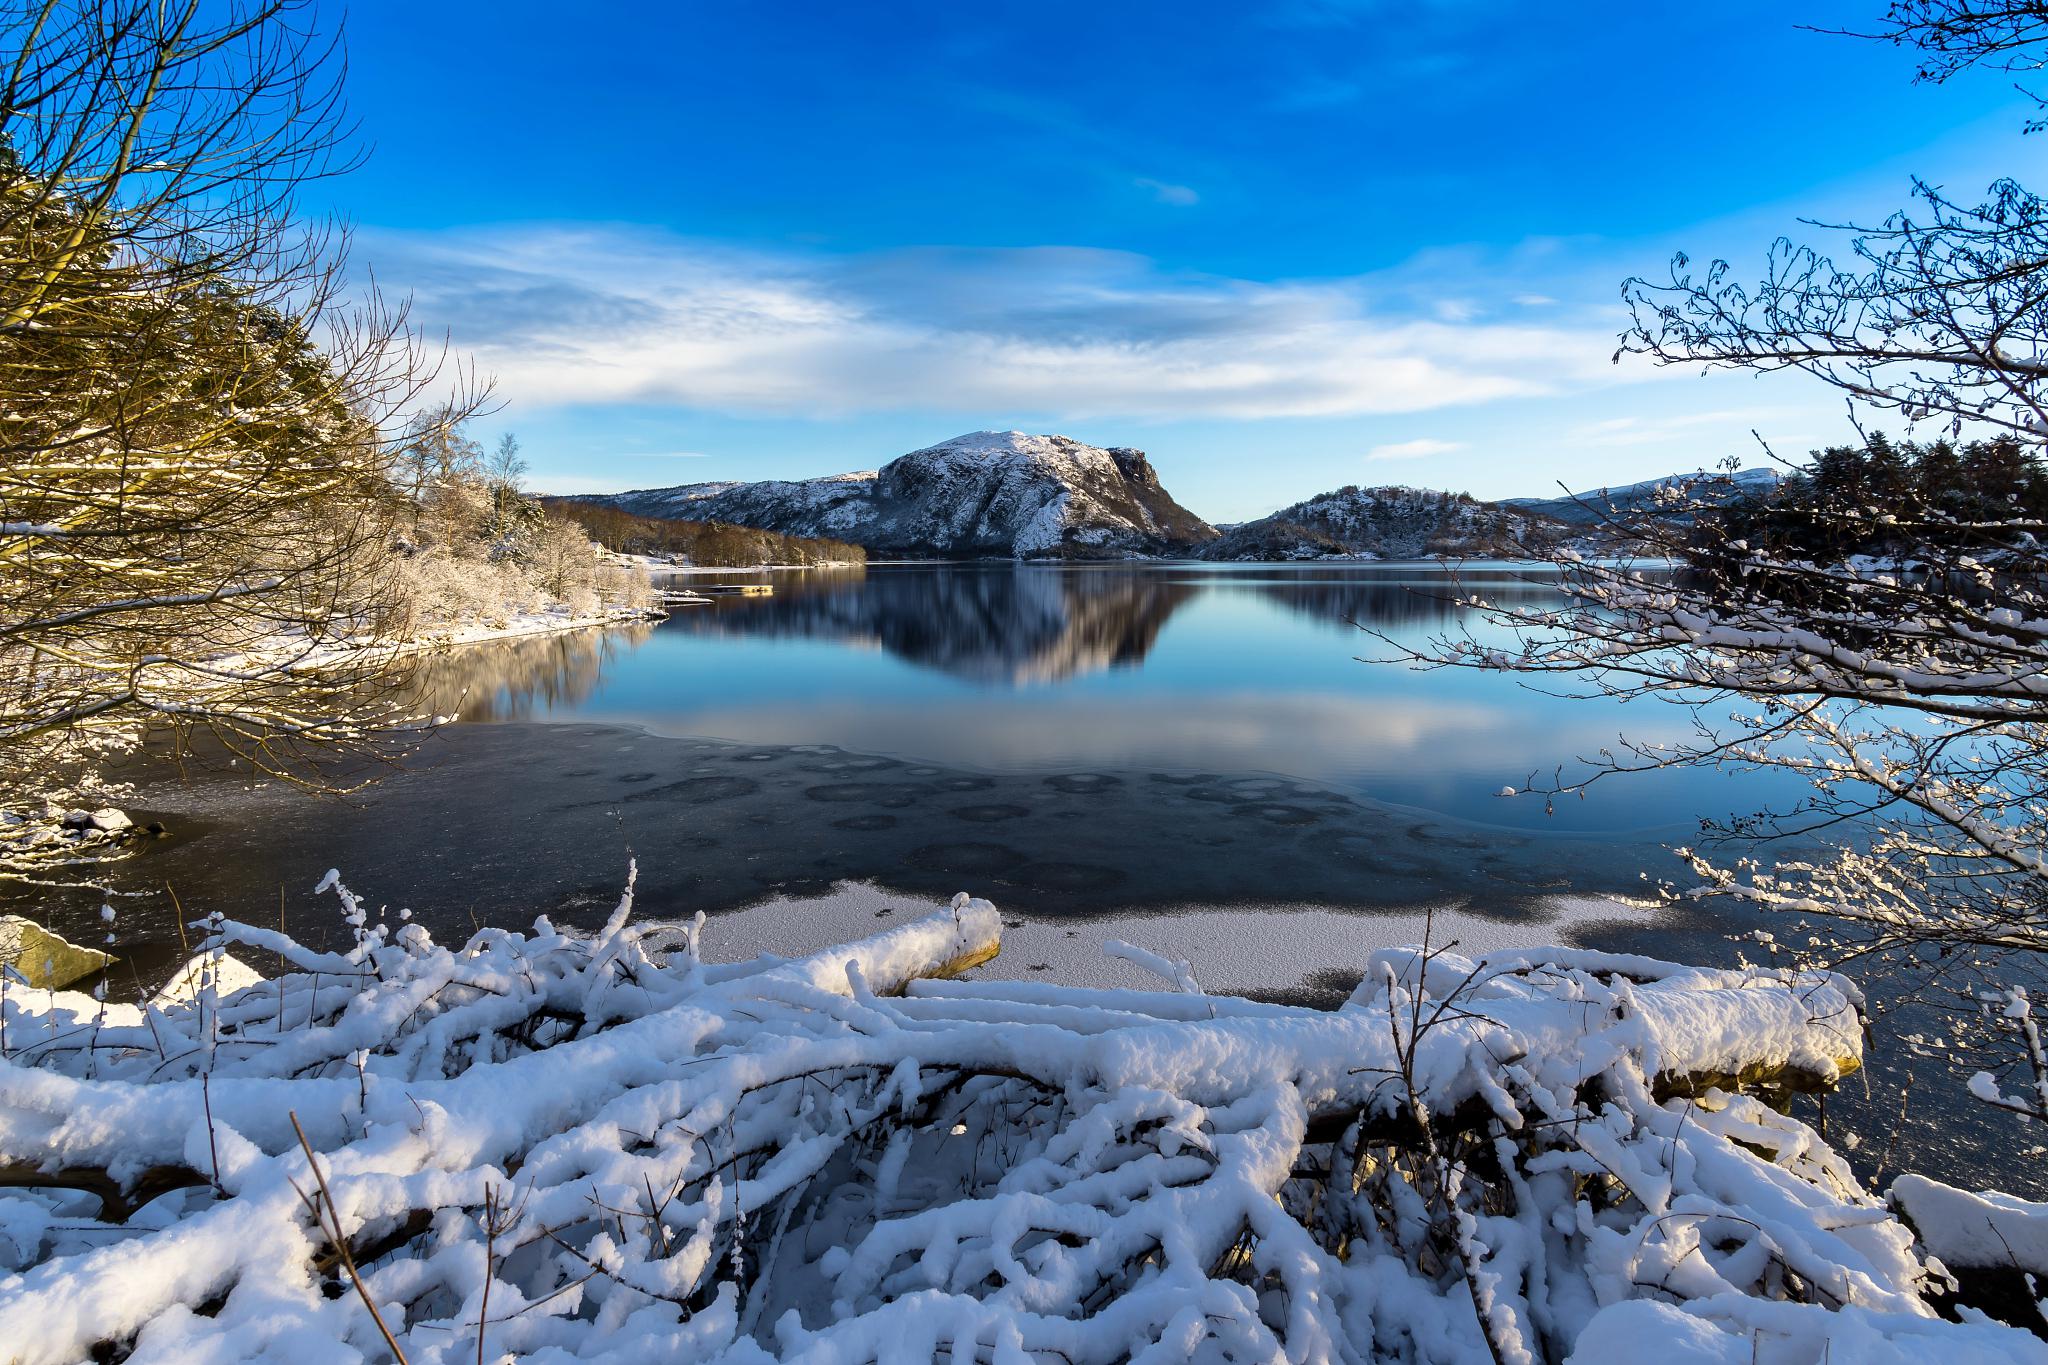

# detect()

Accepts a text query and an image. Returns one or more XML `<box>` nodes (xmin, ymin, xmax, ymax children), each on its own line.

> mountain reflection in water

<box><xmin>407</xmin><ymin>561</ymin><xmax>1756</xmax><ymax>836</ymax></box>
<box><xmin>422</xmin><ymin>562</ymin><xmax>1568</xmax><ymax>705</ymax></box>
<box><xmin>666</xmin><ymin>564</ymin><xmax>1198</xmax><ymax>684</ymax></box>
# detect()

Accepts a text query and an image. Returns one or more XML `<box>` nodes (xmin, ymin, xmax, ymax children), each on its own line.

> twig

<box><xmin>288</xmin><ymin>1111</ymin><xmax>410</xmax><ymax>1364</ymax></box>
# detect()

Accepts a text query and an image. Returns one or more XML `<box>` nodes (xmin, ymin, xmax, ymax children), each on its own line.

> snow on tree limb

<box><xmin>0</xmin><ymin>879</ymin><xmax>2029</xmax><ymax>1362</ymax></box>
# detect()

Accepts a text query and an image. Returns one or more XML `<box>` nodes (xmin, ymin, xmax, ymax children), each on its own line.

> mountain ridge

<box><xmin>1196</xmin><ymin>484</ymin><xmax>1566</xmax><ymax>561</ymax></box>
<box><xmin>573</xmin><ymin>435</ymin><xmax>1786</xmax><ymax>562</ymax></box>
<box><xmin>574</xmin><ymin>430</ymin><xmax>1215</xmax><ymax>559</ymax></box>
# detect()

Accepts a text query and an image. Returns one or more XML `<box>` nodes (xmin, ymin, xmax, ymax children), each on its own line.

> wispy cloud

<box><xmin>363</xmin><ymin>225</ymin><xmax>1642</xmax><ymax>423</ymax></box>
<box><xmin>1367</xmin><ymin>438</ymin><xmax>1464</xmax><ymax>461</ymax></box>
<box><xmin>1567</xmin><ymin>409</ymin><xmax>1799</xmax><ymax>448</ymax></box>
<box><xmin>1134</xmin><ymin>177</ymin><xmax>1200</xmax><ymax>206</ymax></box>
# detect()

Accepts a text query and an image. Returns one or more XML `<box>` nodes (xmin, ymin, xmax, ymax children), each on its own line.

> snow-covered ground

<box><xmin>0</xmin><ymin>872</ymin><xmax>2038</xmax><ymax>1362</ymax></box>
<box><xmin>346</xmin><ymin>603</ymin><xmax>666</xmax><ymax>661</ymax></box>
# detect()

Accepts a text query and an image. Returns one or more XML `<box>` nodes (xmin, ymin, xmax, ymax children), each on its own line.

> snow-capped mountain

<box><xmin>576</xmin><ymin>431</ymin><xmax>1216</xmax><ymax>559</ymax></box>
<box><xmin>1194</xmin><ymin>485</ymin><xmax>1563</xmax><ymax>561</ymax></box>
<box><xmin>1502</xmin><ymin>467</ymin><xmax>1780</xmax><ymax>527</ymax></box>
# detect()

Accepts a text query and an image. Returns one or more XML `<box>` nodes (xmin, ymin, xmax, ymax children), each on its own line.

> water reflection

<box><xmin>1207</xmin><ymin>564</ymin><xmax>1570</xmax><ymax>633</ymax></box>
<box><xmin>414</xmin><ymin>565</ymin><xmax>1580</xmax><ymax>715</ymax></box>
<box><xmin>416</xmin><ymin>622</ymin><xmax>657</xmax><ymax>720</ymax></box>
<box><xmin>402</xmin><ymin>561</ymin><xmax>1750</xmax><ymax>834</ymax></box>
<box><xmin>665</xmin><ymin>562</ymin><xmax>1571</xmax><ymax>682</ymax></box>
<box><xmin>667</xmin><ymin>564</ymin><xmax>1199</xmax><ymax>684</ymax></box>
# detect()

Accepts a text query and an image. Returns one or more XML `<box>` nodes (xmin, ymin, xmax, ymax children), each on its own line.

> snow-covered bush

<box><xmin>0</xmin><ymin>874</ymin><xmax>2036</xmax><ymax>1362</ymax></box>
<box><xmin>391</xmin><ymin>546</ymin><xmax>547</xmax><ymax>632</ymax></box>
<box><xmin>388</xmin><ymin>417</ymin><xmax>652</xmax><ymax>636</ymax></box>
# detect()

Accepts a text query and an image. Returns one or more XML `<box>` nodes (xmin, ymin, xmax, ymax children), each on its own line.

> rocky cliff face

<box><xmin>1194</xmin><ymin>485</ymin><xmax>1562</xmax><ymax>561</ymax></box>
<box><xmin>580</xmin><ymin>431</ymin><xmax>1216</xmax><ymax>559</ymax></box>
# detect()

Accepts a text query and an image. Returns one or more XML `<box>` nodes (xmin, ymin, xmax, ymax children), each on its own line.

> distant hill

<box><xmin>1194</xmin><ymin>485</ymin><xmax>1566</xmax><ymax>561</ymax></box>
<box><xmin>1502</xmin><ymin>467</ymin><xmax>1781</xmax><ymax>528</ymax></box>
<box><xmin>569</xmin><ymin>431</ymin><xmax>1217</xmax><ymax>559</ymax></box>
<box><xmin>547</xmin><ymin>501</ymin><xmax>866</xmax><ymax>567</ymax></box>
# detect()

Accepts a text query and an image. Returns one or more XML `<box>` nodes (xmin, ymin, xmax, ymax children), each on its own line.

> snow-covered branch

<box><xmin>1</xmin><ymin>877</ymin><xmax>2031</xmax><ymax>1361</ymax></box>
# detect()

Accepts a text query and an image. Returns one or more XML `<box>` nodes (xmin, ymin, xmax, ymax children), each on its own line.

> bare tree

<box><xmin>1407</xmin><ymin>464</ymin><xmax>2048</xmax><ymax>964</ymax></box>
<box><xmin>1848</xmin><ymin>2</ymin><xmax>2048</xmax><ymax>128</ymax></box>
<box><xmin>1393</xmin><ymin>4</ymin><xmax>2048</xmax><ymax>1124</ymax></box>
<box><xmin>0</xmin><ymin>1</ymin><xmax>484</xmax><ymax>874</ymax></box>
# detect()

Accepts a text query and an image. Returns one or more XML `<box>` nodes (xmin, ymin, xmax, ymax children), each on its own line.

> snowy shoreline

<box><xmin>613</xmin><ymin>553</ymin><xmax>865</xmax><ymax>574</ymax></box>
<box><xmin>262</xmin><ymin>602</ymin><xmax>673</xmax><ymax>680</ymax></box>
<box><xmin>3</xmin><ymin>882</ymin><xmax>2033</xmax><ymax>1362</ymax></box>
<box><xmin>378</xmin><ymin>604</ymin><xmax>668</xmax><ymax>656</ymax></box>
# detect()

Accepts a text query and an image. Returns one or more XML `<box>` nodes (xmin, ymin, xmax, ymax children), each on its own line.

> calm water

<box><xmin>40</xmin><ymin>559</ymin><xmax>1817</xmax><ymax>954</ymax></box>
<box><xmin>437</xmin><ymin>561</ymin><xmax>1799</xmax><ymax>837</ymax></box>
<box><xmin>18</xmin><ymin>560</ymin><xmax>2036</xmax><ymax>1194</ymax></box>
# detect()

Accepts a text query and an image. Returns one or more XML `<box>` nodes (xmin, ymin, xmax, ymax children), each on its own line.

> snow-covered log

<box><xmin>0</xmin><ymin>877</ymin><xmax>2035</xmax><ymax>1363</ymax></box>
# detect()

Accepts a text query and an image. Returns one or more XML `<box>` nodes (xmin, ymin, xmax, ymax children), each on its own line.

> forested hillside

<box><xmin>550</xmin><ymin>499</ymin><xmax>867</xmax><ymax>566</ymax></box>
<box><xmin>1196</xmin><ymin>485</ymin><xmax>1564</xmax><ymax>560</ymax></box>
<box><xmin>1701</xmin><ymin>433</ymin><xmax>2048</xmax><ymax>562</ymax></box>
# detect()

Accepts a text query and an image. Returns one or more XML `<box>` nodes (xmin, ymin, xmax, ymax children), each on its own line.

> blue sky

<box><xmin>323</xmin><ymin>1</ymin><xmax>2038</xmax><ymax>521</ymax></box>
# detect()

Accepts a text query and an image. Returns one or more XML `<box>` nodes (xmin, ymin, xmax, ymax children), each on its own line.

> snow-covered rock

<box><xmin>1892</xmin><ymin>1174</ymin><xmax>2048</xmax><ymax>1274</ymax></box>
<box><xmin>576</xmin><ymin>430</ymin><xmax>1217</xmax><ymax>559</ymax></box>
<box><xmin>150</xmin><ymin>951</ymin><xmax>266</xmax><ymax>1007</ymax></box>
<box><xmin>1196</xmin><ymin>483</ymin><xmax>1563</xmax><ymax>561</ymax></box>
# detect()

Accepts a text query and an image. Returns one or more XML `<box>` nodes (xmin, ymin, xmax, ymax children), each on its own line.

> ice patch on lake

<box><xmin>693</xmin><ymin>881</ymin><xmax>1648</xmax><ymax>996</ymax></box>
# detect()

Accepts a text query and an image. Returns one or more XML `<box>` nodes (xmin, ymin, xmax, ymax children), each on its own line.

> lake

<box><xmin>70</xmin><ymin>561</ymin><xmax>1824</xmax><ymax>950</ymax></box>
<box><xmin>450</xmin><ymin>559</ymin><xmax>1805</xmax><ymax>833</ymax></box>
<box><xmin>20</xmin><ymin>559</ymin><xmax>2030</xmax><ymax>1192</ymax></box>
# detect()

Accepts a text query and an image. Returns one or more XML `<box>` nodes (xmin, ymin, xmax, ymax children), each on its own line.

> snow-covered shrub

<box><xmin>0</xmin><ymin>877</ymin><xmax>2037</xmax><ymax>1363</ymax></box>
<box><xmin>392</xmin><ymin>546</ymin><xmax>545</xmax><ymax>632</ymax></box>
<box><xmin>389</xmin><ymin>525</ymin><xmax>648</xmax><ymax>637</ymax></box>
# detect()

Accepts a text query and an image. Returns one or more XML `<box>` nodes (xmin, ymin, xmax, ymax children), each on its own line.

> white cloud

<box><xmin>362</xmin><ymin>226</ymin><xmax>1645</xmax><ymax>423</ymax></box>
<box><xmin>1366</xmin><ymin>438</ymin><xmax>1464</xmax><ymax>461</ymax></box>
<box><xmin>1135</xmin><ymin>177</ymin><xmax>1200</xmax><ymax>206</ymax></box>
<box><xmin>1512</xmin><ymin>293</ymin><xmax>1557</xmax><ymax>307</ymax></box>
<box><xmin>1567</xmin><ymin>409</ymin><xmax>1799</xmax><ymax>448</ymax></box>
